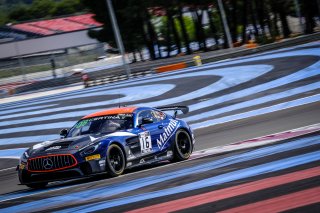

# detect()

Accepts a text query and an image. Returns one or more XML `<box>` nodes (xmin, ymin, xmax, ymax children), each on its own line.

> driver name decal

<box><xmin>157</xmin><ymin>119</ymin><xmax>179</xmax><ymax>149</ymax></box>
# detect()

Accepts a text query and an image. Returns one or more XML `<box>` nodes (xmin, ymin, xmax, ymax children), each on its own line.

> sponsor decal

<box><xmin>156</xmin><ymin>119</ymin><xmax>179</xmax><ymax>149</ymax></box>
<box><xmin>85</xmin><ymin>154</ymin><xmax>101</xmax><ymax>161</ymax></box>
<box><xmin>127</xmin><ymin>162</ymin><xmax>132</xmax><ymax>167</ymax></box>
<box><xmin>139</xmin><ymin>131</ymin><xmax>152</xmax><ymax>154</ymax></box>
<box><xmin>167</xmin><ymin>150</ymin><xmax>173</xmax><ymax>156</ymax></box>
<box><xmin>75</xmin><ymin>119</ymin><xmax>89</xmax><ymax>128</ymax></box>
<box><xmin>127</xmin><ymin>149</ymin><xmax>136</xmax><ymax>160</ymax></box>
<box><xmin>140</xmin><ymin>158</ymin><xmax>145</xmax><ymax>164</ymax></box>
<box><xmin>19</xmin><ymin>163</ymin><xmax>25</xmax><ymax>170</ymax></box>
<box><xmin>99</xmin><ymin>160</ymin><xmax>105</xmax><ymax>167</ymax></box>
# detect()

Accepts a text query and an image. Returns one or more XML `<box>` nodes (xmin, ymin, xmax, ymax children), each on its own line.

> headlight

<box><xmin>23</xmin><ymin>151</ymin><xmax>29</xmax><ymax>158</ymax></box>
<box><xmin>80</xmin><ymin>143</ymin><xmax>101</xmax><ymax>156</ymax></box>
<box><xmin>19</xmin><ymin>150</ymin><xmax>29</xmax><ymax>165</ymax></box>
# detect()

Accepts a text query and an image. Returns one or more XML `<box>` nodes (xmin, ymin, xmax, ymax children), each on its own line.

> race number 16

<box><xmin>139</xmin><ymin>131</ymin><xmax>152</xmax><ymax>153</ymax></box>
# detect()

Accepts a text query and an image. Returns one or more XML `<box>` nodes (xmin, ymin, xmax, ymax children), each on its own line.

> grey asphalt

<box><xmin>0</xmin><ymin>101</ymin><xmax>319</xmax><ymax>195</ymax></box>
<box><xmin>0</xmin><ymin>42</ymin><xmax>319</xmax><ymax>211</ymax></box>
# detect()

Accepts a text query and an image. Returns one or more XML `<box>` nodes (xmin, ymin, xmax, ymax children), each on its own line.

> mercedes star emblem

<box><xmin>43</xmin><ymin>158</ymin><xmax>53</xmax><ymax>170</ymax></box>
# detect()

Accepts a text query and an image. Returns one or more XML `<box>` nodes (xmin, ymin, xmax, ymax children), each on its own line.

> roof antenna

<box><xmin>118</xmin><ymin>93</ymin><xmax>121</xmax><ymax>108</ymax></box>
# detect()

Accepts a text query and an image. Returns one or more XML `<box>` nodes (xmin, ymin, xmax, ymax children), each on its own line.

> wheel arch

<box><xmin>108</xmin><ymin>141</ymin><xmax>127</xmax><ymax>164</ymax></box>
<box><xmin>175</xmin><ymin>127</ymin><xmax>194</xmax><ymax>151</ymax></box>
<box><xmin>176</xmin><ymin>127</ymin><xmax>192</xmax><ymax>141</ymax></box>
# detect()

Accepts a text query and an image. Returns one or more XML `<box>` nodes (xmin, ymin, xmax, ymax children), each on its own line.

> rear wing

<box><xmin>156</xmin><ymin>106</ymin><xmax>189</xmax><ymax>118</ymax></box>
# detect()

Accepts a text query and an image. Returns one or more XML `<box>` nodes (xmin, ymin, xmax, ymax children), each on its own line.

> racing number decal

<box><xmin>139</xmin><ymin>131</ymin><xmax>152</xmax><ymax>154</ymax></box>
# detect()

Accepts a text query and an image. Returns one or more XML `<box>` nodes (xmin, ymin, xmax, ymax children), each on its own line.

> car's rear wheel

<box><xmin>171</xmin><ymin>129</ymin><xmax>193</xmax><ymax>162</ymax></box>
<box><xmin>105</xmin><ymin>144</ymin><xmax>125</xmax><ymax>177</ymax></box>
<box><xmin>26</xmin><ymin>182</ymin><xmax>48</xmax><ymax>189</ymax></box>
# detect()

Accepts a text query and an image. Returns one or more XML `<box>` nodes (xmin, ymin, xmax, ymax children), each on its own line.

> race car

<box><xmin>17</xmin><ymin>106</ymin><xmax>195</xmax><ymax>188</ymax></box>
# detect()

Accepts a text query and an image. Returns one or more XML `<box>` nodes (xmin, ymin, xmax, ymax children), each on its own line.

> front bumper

<box><xmin>18</xmin><ymin>156</ymin><xmax>106</xmax><ymax>185</ymax></box>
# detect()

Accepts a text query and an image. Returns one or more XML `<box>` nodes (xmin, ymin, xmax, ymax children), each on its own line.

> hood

<box><xmin>29</xmin><ymin>131</ymin><xmax>137</xmax><ymax>155</ymax></box>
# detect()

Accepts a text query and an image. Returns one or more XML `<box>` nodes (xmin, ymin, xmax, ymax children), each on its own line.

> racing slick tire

<box><xmin>26</xmin><ymin>182</ymin><xmax>48</xmax><ymax>189</ymax></box>
<box><xmin>105</xmin><ymin>144</ymin><xmax>126</xmax><ymax>177</ymax></box>
<box><xmin>171</xmin><ymin>129</ymin><xmax>193</xmax><ymax>162</ymax></box>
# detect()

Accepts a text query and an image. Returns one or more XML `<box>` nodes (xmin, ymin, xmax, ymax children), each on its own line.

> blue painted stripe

<box><xmin>0</xmin><ymin>104</ymin><xmax>57</xmax><ymax>116</ymax></box>
<box><xmin>0</xmin><ymin>62</ymin><xmax>316</xmax><ymax>131</ymax></box>
<box><xmin>191</xmin><ymin>93</ymin><xmax>320</xmax><ymax>129</ymax></box>
<box><xmin>2</xmin><ymin>92</ymin><xmax>318</xmax><ymax>146</ymax></box>
<box><xmin>0</xmin><ymin>84</ymin><xmax>175</xmax><ymax>120</ymax></box>
<box><xmin>7</xmin><ymin>73</ymin><xmax>317</xmax><ymax>136</ymax></box>
<box><xmin>0</xmin><ymin>148</ymin><xmax>27</xmax><ymax>159</ymax></box>
<box><xmin>1</xmin><ymin>47</ymin><xmax>319</xmax><ymax>110</ymax></box>
<box><xmin>0</xmin><ymin>65</ymin><xmax>270</xmax><ymax>128</ymax></box>
<box><xmin>0</xmin><ymin>135</ymin><xmax>318</xmax><ymax>211</ymax></box>
<box><xmin>0</xmin><ymin>109</ymin><xmax>98</xmax><ymax>128</ymax></box>
<box><xmin>186</xmin><ymin>82</ymin><xmax>320</xmax><ymax>122</ymax></box>
<box><xmin>1</xmin><ymin>59</ymin><xmax>318</xmax><ymax>132</ymax></box>
<box><xmin>0</xmin><ymin>122</ymin><xmax>75</xmax><ymax>136</ymax></box>
<box><xmin>0</xmin><ymin>135</ymin><xmax>58</xmax><ymax>146</ymax></box>
<box><xmin>188</xmin><ymin>61</ymin><xmax>320</xmax><ymax>113</ymax></box>
<box><xmin>58</xmin><ymin>150</ymin><xmax>320</xmax><ymax>213</ymax></box>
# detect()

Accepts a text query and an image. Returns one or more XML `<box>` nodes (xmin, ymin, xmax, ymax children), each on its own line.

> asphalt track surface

<box><xmin>0</xmin><ymin>42</ymin><xmax>319</xmax><ymax>212</ymax></box>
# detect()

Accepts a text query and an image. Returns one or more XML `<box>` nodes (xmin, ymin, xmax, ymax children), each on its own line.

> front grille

<box><xmin>27</xmin><ymin>154</ymin><xmax>77</xmax><ymax>172</ymax></box>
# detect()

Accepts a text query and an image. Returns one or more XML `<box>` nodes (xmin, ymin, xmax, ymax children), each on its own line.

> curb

<box><xmin>191</xmin><ymin>123</ymin><xmax>320</xmax><ymax>159</ymax></box>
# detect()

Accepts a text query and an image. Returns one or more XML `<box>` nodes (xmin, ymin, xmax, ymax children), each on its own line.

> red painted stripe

<box><xmin>127</xmin><ymin>167</ymin><xmax>320</xmax><ymax>213</ymax></box>
<box><xmin>219</xmin><ymin>186</ymin><xmax>320</xmax><ymax>213</ymax></box>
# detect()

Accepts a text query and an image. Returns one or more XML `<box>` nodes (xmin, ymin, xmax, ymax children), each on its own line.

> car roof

<box><xmin>82</xmin><ymin>106</ymin><xmax>138</xmax><ymax>119</ymax></box>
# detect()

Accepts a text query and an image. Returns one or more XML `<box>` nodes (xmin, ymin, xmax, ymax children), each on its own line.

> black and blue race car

<box><xmin>18</xmin><ymin>106</ymin><xmax>195</xmax><ymax>188</ymax></box>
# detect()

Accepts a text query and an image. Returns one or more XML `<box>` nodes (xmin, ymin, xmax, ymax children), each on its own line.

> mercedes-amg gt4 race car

<box><xmin>17</xmin><ymin>106</ymin><xmax>195</xmax><ymax>188</ymax></box>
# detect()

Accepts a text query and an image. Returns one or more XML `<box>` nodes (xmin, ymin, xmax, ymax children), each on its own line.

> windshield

<box><xmin>67</xmin><ymin>114</ymin><xmax>134</xmax><ymax>138</ymax></box>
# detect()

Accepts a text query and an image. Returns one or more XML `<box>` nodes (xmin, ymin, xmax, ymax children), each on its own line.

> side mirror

<box><xmin>138</xmin><ymin>118</ymin><xmax>153</xmax><ymax>127</ymax></box>
<box><xmin>60</xmin><ymin>129</ymin><xmax>68</xmax><ymax>138</ymax></box>
<box><xmin>142</xmin><ymin>117</ymin><xmax>153</xmax><ymax>124</ymax></box>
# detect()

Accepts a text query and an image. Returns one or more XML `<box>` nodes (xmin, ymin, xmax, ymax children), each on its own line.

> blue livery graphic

<box><xmin>17</xmin><ymin>106</ymin><xmax>194</xmax><ymax>189</ymax></box>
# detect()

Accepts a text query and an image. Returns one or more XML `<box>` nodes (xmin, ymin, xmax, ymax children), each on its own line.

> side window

<box><xmin>151</xmin><ymin>110</ymin><xmax>166</xmax><ymax>123</ymax></box>
<box><xmin>137</xmin><ymin>110</ymin><xmax>154</xmax><ymax>125</ymax></box>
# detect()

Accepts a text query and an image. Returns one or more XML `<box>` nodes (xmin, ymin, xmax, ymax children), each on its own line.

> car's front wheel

<box><xmin>105</xmin><ymin>144</ymin><xmax>125</xmax><ymax>177</ymax></box>
<box><xmin>171</xmin><ymin>129</ymin><xmax>193</xmax><ymax>162</ymax></box>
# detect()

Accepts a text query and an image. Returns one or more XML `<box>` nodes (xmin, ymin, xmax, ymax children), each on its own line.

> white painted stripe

<box><xmin>185</xmin><ymin>82</ymin><xmax>320</xmax><ymax>122</ymax></box>
<box><xmin>189</xmin><ymin>61</ymin><xmax>320</xmax><ymax>112</ymax></box>
<box><xmin>1</xmin><ymin>83</ymin><xmax>318</xmax><ymax>136</ymax></box>
<box><xmin>191</xmin><ymin>123</ymin><xmax>320</xmax><ymax>158</ymax></box>
<box><xmin>0</xmin><ymin>65</ymin><xmax>271</xmax><ymax>123</ymax></box>
<box><xmin>0</xmin><ymin>122</ymin><xmax>75</xmax><ymax>135</ymax></box>
<box><xmin>0</xmin><ymin>47</ymin><xmax>318</xmax><ymax>147</ymax></box>
<box><xmin>137</xmin><ymin>65</ymin><xmax>272</xmax><ymax>108</ymax></box>
<box><xmin>0</xmin><ymin>109</ymin><xmax>99</xmax><ymax>127</ymax></box>
<box><xmin>1</xmin><ymin>47</ymin><xmax>319</xmax><ymax>110</ymax></box>
<box><xmin>191</xmin><ymin>94</ymin><xmax>320</xmax><ymax>129</ymax></box>
<box><xmin>0</xmin><ymin>84</ymin><xmax>175</xmax><ymax>120</ymax></box>
<box><xmin>0</xmin><ymin>93</ymin><xmax>318</xmax><ymax>146</ymax></box>
<box><xmin>0</xmin><ymin>104</ymin><xmax>57</xmax><ymax>116</ymax></box>
<box><xmin>0</xmin><ymin>135</ymin><xmax>58</xmax><ymax>146</ymax></box>
<box><xmin>0</xmin><ymin>167</ymin><xmax>16</xmax><ymax>172</ymax></box>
